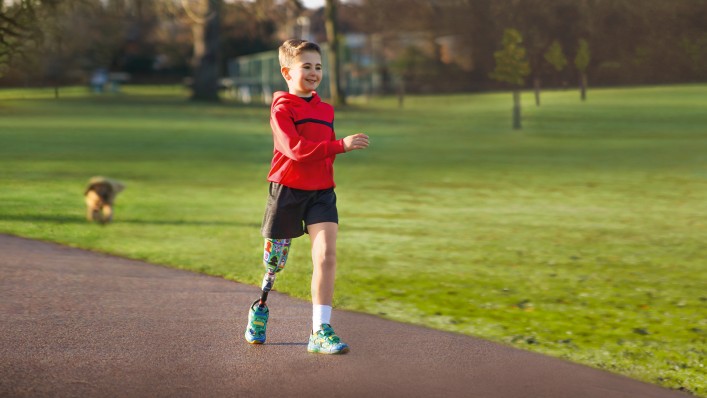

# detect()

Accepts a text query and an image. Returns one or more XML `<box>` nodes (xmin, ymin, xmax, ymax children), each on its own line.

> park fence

<box><xmin>226</xmin><ymin>35</ymin><xmax>382</xmax><ymax>104</ymax></box>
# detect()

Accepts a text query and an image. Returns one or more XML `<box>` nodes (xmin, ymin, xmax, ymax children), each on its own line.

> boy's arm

<box><xmin>271</xmin><ymin>107</ymin><xmax>345</xmax><ymax>162</ymax></box>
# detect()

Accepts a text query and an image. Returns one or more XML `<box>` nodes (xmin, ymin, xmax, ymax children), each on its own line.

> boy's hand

<box><xmin>343</xmin><ymin>133</ymin><xmax>369</xmax><ymax>152</ymax></box>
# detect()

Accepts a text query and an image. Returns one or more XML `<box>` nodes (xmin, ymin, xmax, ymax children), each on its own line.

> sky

<box><xmin>5</xmin><ymin>0</ymin><xmax>330</xmax><ymax>8</ymax></box>
<box><xmin>301</xmin><ymin>0</ymin><xmax>325</xmax><ymax>8</ymax></box>
<box><xmin>232</xmin><ymin>0</ymin><xmax>326</xmax><ymax>9</ymax></box>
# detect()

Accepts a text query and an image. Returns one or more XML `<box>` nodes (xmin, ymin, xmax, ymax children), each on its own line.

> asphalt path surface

<box><xmin>0</xmin><ymin>234</ymin><xmax>691</xmax><ymax>397</ymax></box>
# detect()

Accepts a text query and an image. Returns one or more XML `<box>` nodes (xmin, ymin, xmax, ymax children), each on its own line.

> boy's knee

<box><xmin>312</xmin><ymin>245</ymin><xmax>336</xmax><ymax>267</ymax></box>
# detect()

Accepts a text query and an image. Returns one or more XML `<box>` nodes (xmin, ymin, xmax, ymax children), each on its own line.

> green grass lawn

<box><xmin>1</xmin><ymin>84</ymin><xmax>705</xmax><ymax>395</ymax></box>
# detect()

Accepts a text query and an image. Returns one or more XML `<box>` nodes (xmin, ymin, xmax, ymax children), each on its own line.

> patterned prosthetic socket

<box><xmin>258</xmin><ymin>238</ymin><xmax>291</xmax><ymax>307</ymax></box>
<box><xmin>264</xmin><ymin>239</ymin><xmax>291</xmax><ymax>273</ymax></box>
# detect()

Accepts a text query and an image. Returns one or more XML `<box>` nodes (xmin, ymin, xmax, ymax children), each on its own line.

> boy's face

<box><xmin>282</xmin><ymin>51</ymin><xmax>322</xmax><ymax>97</ymax></box>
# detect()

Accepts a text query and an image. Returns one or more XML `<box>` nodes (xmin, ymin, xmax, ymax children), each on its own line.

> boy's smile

<box><xmin>282</xmin><ymin>51</ymin><xmax>323</xmax><ymax>97</ymax></box>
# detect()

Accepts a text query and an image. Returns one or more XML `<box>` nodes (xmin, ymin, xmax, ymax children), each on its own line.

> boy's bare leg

<box><xmin>308</xmin><ymin>222</ymin><xmax>338</xmax><ymax>306</ymax></box>
<box><xmin>306</xmin><ymin>221</ymin><xmax>348</xmax><ymax>354</ymax></box>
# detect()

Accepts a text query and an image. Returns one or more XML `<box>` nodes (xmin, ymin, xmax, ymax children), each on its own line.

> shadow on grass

<box><xmin>120</xmin><ymin>218</ymin><xmax>258</xmax><ymax>227</ymax></box>
<box><xmin>0</xmin><ymin>214</ymin><xmax>257</xmax><ymax>227</ymax></box>
<box><xmin>0</xmin><ymin>214</ymin><xmax>86</xmax><ymax>224</ymax></box>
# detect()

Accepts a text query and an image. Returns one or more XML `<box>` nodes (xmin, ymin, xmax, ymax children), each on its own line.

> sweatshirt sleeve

<box><xmin>270</xmin><ymin>105</ymin><xmax>346</xmax><ymax>162</ymax></box>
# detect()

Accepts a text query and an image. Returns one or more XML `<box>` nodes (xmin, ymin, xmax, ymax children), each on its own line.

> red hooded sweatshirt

<box><xmin>267</xmin><ymin>91</ymin><xmax>346</xmax><ymax>190</ymax></box>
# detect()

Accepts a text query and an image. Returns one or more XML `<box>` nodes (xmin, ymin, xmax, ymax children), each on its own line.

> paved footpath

<box><xmin>0</xmin><ymin>234</ymin><xmax>691</xmax><ymax>398</ymax></box>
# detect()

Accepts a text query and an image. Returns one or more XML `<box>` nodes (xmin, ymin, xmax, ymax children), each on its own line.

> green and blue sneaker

<box><xmin>245</xmin><ymin>300</ymin><xmax>269</xmax><ymax>344</ymax></box>
<box><xmin>307</xmin><ymin>324</ymin><xmax>349</xmax><ymax>354</ymax></box>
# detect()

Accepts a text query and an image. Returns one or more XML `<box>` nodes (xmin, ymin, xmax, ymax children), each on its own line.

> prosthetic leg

<box><xmin>257</xmin><ymin>238</ymin><xmax>291</xmax><ymax>307</ymax></box>
<box><xmin>245</xmin><ymin>238</ymin><xmax>291</xmax><ymax>344</ymax></box>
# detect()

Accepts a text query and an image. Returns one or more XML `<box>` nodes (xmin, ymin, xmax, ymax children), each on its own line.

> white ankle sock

<box><xmin>312</xmin><ymin>304</ymin><xmax>332</xmax><ymax>332</ymax></box>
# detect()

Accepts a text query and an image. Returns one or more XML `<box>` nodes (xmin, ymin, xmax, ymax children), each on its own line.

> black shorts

<box><xmin>261</xmin><ymin>183</ymin><xmax>339</xmax><ymax>239</ymax></box>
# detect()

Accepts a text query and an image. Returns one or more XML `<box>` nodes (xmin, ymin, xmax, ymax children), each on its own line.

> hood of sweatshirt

<box><xmin>271</xmin><ymin>91</ymin><xmax>321</xmax><ymax>111</ymax></box>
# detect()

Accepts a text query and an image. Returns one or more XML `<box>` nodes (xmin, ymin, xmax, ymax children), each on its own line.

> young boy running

<box><xmin>244</xmin><ymin>39</ymin><xmax>369</xmax><ymax>354</ymax></box>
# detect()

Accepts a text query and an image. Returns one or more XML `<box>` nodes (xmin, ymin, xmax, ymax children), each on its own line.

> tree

<box><xmin>575</xmin><ymin>38</ymin><xmax>590</xmax><ymax>101</ymax></box>
<box><xmin>324</xmin><ymin>0</ymin><xmax>344</xmax><ymax>105</ymax></box>
<box><xmin>490</xmin><ymin>28</ymin><xmax>530</xmax><ymax>130</ymax></box>
<box><xmin>526</xmin><ymin>28</ymin><xmax>550</xmax><ymax>107</ymax></box>
<box><xmin>11</xmin><ymin>0</ymin><xmax>79</xmax><ymax>98</ymax></box>
<box><xmin>389</xmin><ymin>45</ymin><xmax>430</xmax><ymax>108</ymax></box>
<box><xmin>544</xmin><ymin>39</ymin><xmax>567</xmax><ymax>98</ymax></box>
<box><xmin>544</xmin><ymin>40</ymin><xmax>567</xmax><ymax>73</ymax></box>
<box><xmin>0</xmin><ymin>0</ymin><xmax>40</xmax><ymax>79</ymax></box>
<box><xmin>501</xmin><ymin>0</ymin><xmax>552</xmax><ymax>107</ymax></box>
<box><xmin>187</xmin><ymin>0</ymin><xmax>221</xmax><ymax>102</ymax></box>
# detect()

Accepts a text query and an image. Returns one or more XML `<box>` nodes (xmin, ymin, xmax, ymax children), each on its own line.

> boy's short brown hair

<box><xmin>278</xmin><ymin>39</ymin><xmax>322</xmax><ymax>68</ymax></box>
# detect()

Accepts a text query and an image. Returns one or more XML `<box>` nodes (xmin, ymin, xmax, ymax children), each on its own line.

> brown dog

<box><xmin>84</xmin><ymin>177</ymin><xmax>125</xmax><ymax>224</ymax></box>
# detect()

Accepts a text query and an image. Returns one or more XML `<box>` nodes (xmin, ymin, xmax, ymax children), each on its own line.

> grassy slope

<box><xmin>0</xmin><ymin>85</ymin><xmax>705</xmax><ymax>394</ymax></box>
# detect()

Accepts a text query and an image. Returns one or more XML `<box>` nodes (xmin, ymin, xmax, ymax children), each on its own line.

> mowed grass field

<box><xmin>1</xmin><ymin>84</ymin><xmax>705</xmax><ymax>395</ymax></box>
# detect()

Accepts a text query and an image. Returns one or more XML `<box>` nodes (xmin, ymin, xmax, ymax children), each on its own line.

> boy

<box><xmin>244</xmin><ymin>39</ymin><xmax>369</xmax><ymax>354</ymax></box>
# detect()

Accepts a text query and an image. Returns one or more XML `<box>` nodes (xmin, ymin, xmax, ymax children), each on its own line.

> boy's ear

<box><xmin>281</xmin><ymin>66</ymin><xmax>290</xmax><ymax>80</ymax></box>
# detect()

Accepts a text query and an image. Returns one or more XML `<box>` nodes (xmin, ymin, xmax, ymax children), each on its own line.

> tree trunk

<box><xmin>190</xmin><ymin>0</ymin><xmax>220</xmax><ymax>102</ymax></box>
<box><xmin>533</xmin><ymin>76</ymin><xmax>541</xmax><ymax>107</ymax></box>
<box><xmin>325</xmin><ymin>0</ymin><xmax>345</xmax><ymax>106</ymax></box>
<box><xmin>397</xmin><ymin>79</ymin><xmax>405</xmax><ymax>109</ymax></box>
<box><xmin>52</xmin><ymin>33</ymin><xmax>64</xmax><ymax>100</ymax></box>
<box><xmin>513</xmin><ymin>90</ymin><xmax>522</xmax><ymax>129</ymax></box>
<box><xmin>580</xmin><ymin>73</ymin><xmax>587</xmax><ymax>101</ymax></box>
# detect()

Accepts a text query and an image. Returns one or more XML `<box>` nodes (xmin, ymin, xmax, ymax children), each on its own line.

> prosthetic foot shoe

<box><xmin>307</xmin><ymin>324</ymin><xmax>349</xmax><ymax>354</ymax></box>
<box><xmin>245</xmin><ymin>300</ymin><xmax>269</xmax><ymax>344</ymax></box>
